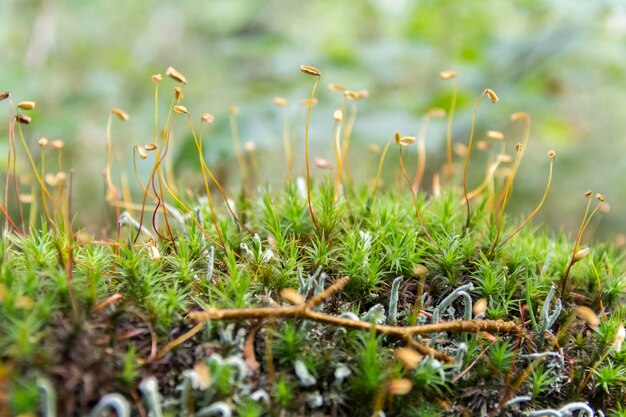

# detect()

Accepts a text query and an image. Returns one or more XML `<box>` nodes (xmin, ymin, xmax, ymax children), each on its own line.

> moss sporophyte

<box><xmin>0</xmin><ymin>66</ymin><xmax>622</xmax><ymax>416</ymax></box>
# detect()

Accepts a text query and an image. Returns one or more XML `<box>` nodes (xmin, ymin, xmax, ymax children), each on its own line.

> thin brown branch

<box><xmin>402</xmin><ymin>335</ymin><xmax>452</xmax><ymax>363</ymax></box>
<box><xmin>186</xmin><ymin>277</ymin><xmax>523</xmax><ymax>365</ymax></box>
<box><xmin>306</xmin><ymin>276</ymin><xmax>349</xmax><ymax>308</ymax></box>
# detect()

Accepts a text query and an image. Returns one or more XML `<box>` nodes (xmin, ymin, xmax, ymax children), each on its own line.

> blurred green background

<box><xmin>1</xmin><ymin>0</ymin><xmax>625</xmax><ymax>240</ymax></box>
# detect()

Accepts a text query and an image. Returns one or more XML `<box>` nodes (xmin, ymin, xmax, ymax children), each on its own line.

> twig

<box><xmin>187</xmin><ymin>277</ymin><xmax>523</xmax><ymax>364</ymax></box>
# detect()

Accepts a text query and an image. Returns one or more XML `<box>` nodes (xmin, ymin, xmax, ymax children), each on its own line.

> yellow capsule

<box><xmin>439</xmin><ymin>70</ymin><xmax>458</xmax><ymax>80</ymax></box>
<box><xmin>173</xmin><ymin>105</ymin><xmax>189</xmax><ymax>115</ymax></box>
<box><xmin>395</xmin><ymin>348</ymin><xmax>423</xmax><ymax>369</ymax></box>
<box><xmin>485</xmin><ymin>88</ymin><xmax>499</xmax><ymax>103</ymax></box>
<box><xmin>300</xmin><ymin>65</ymin><xmax>321</xmax><ymax>77</ymax></box>
<box><xmin>388</xmin><ymin>378</ymin><xmax>413</xmax><ymax>396</ymax></box>
<box><xmin>166</xmin><ymin>66</ymin><xmax>187</xmax><ymax>84</ymax></box>
<box><xmin>272</xmin><ymin>97</ymin><xmax>288</xmax><ymax>107</ymax></box>
<box><xmin>280</xmin><ymin>288</ymin><xmax>305</xmax><ymax>305</ymax></box>
<box><xmin>111</xmin><ymin>108</ymin><xmax>129</xmax><ymax>121</ymax></box>
<box><xmin>17</xmin><ymin>101</ymin><xmax>36</xmax><ymax>110</ymax></box>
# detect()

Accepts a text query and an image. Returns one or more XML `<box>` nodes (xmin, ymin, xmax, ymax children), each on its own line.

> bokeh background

<box><xmin>1</xmin><ymin>0</ymin><xmax>626</xmax><ymax>240</ymax></box>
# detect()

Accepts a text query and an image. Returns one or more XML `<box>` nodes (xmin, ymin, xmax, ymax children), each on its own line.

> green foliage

<box><xmin>487</xmin><ymin>340</ymin><xmax>515</xmax><ymax>375</ymax></box>
<box><xmin>272</xmin><ymin>320</ymin><xmax>306</xmax><ymax>365</ymax></box>
<box><xmin>2</xmin><ymin>61</ymin><xmax>626</xmax><ymax>417</ymax></box>
<box><xmin>352</xmin><ymin>331</ymin><xmax>386</xmax><ymax>397</ymax></box>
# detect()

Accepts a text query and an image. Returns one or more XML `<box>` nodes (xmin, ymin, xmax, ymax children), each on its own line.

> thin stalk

<box><xmin>461</xmin><ymin>160</ymin><xmax>501</xmax><ymax>204</ymax></box>
<box><xmin>66</xmin><ymin>169</ymin><xmax>79</xmax><ymax>321</ymax></box>
<box><xmin>369</xmin><ymin>139</ymin><xmax>392</xmax><ymax>203</ymax></box>
<box><xmin>304</xmin><ymin>75</ymin><xmax>321</xmax><ymax>231</ymax></box>
<box><xmin>191</xmin><ymin>118</ymin><xmax>253</xmax><ymax>236</ymax></box>
<box><xmin>493</xmin><ymin>155</ymin><xmax>554</xmax><ymax>254</ymax></box>
<box><xmin>37</xmin><ymin>144</ymin><xmax>53</xmax><ymax>225</ymax></box>
<box><xmin>134</xmin><ymin>94</ymin><xmax>176</xmax><ymax>243</ymax></box>
<box><xmin>560</xmin><ymin>198</ymin><xmax>603</xmax><ymax>298</ymax></box>
<box><xmin>16</xmin><ymin>122</ymin><xmax>61</xmax><ymax>223</ymax></box>
<box><xmin>105</xmin><ymin>114</ymin><xmax>123</xmax><ymax>244</ymax></box>
<box><xmin>157</xmin><ymin>169</ymin><xmax>224</xmax><ymax>249</ymax></box>
<box><xmin>463</xmin><ymin>92</ymin><xmax>486</xmax><ymax>230</ymax></box>
<box><xmin>8</xmin><ymin>104</ymin><xmax>26</xmax><ymax>233</ymax></box>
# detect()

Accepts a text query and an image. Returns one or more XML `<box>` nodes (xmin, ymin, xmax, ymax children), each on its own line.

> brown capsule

<box><xmin>327</xmin><ymin>83</ymin><xmax>345</xmax><ymax>92</ymax></box>
<box><xmin>476</xmin><ymin>140</ymin><xmax>491</xmax><ymax>151</ymax></box>
<box><xmin>136</xmin><ymin>146</ymin><xmax>148</xmax><ymax>160</ymax></box>
<box><xmin>486</xmin><ymin>130</ymin><xmax>504</xmax><ymax>141</ymax></box>
<box><xmin>485</xmin><ymin>88</ymin><xmax>499</xmax><ymax>103</ymax></box>
<box><xmin>595</xmin><ymin>193</ymin><xmax>605</xmax><ymax>202</ymax></box>
<box><xmin>17</xmin><ymin>101</ymin><xmax>36</xmax><ymax>110</ymax></box>
<box><xmin>453</xmin><ymin>143</ymin><xmax>468</xmax><ymax>157</ymax></box>
<box><xmin>174</xmin><ymin>87</ymin><xmax>183</xmax><ymax>101</ymax></box>
<box><xmin>201</xmin><ymin>113</ymin><xmax>215</xmax><ymax>123</ymax></box>
<box><xmin>15</xmin><ymin>114</ymin><xmax>31</xmax><ymax>124</ymax></box>
<box><xmin>173</xmin><ymin>105</ymin><xmax>189</xmax><ymax>115</ymax></box>
<box><xmin>473</xmin><ymin>298</ymin><xmax>488</xmax><ymax>316</ymax></box>
<box><xmin>144</xmin><ymin>143</ymin><xmax>157</xmax><ymax>151</ymax></box>
<box><xmin>55</xmin><ymin>172</ymin><xmax>66</xmax><ymax>185</ymax></box>
<box><xmin>19</xmin><ymin>194</ymin><xmax>35</xmax><ymax>204</ymax></box>
<box><xmin>344</xmin><ymin>90</ymin><xmax>359</xmax><ymax>100</ymax></box>
<box><xmin>496</xmin><ymin>167</ymin><xmax>513</xmax><ymax>178</ymax></box>
<box><xmin>398</xmin><ymin>136</ymin><xmax>416</xmax><ymax>146</ymax></box>
<box><xmin>572</xmin><ymin>248</ymin><xmax>591</xmax><ymax>264</ymax></box>
<box><xmin>300</xmin><ymin>98</ymin><xmax>318</xmax><ymax>106</ymax></box>
<box><xmin>515</xmin><ymin>143</ymin><xmax>523</xmax><ymax>153</ymax></box>
<box><xmin>432</xmin><ymin>173</ymin><xmax>441</xmax><ymax>197</ymax></box>
<box><xmin>281</xmin><ymin>288</ymin><xmax>305</xmax><ymax>305</ymax></box>
<box><xmin>439</xmin><ymin>70</ymin><xmax>458</xmax><ymax>80</ymax></box>
<box><xmin>111</xmin><ymin>108</ymin><xmax>129</xmax><ymax>121</ymax></box>
<box><xmin>394</xmin><ymin>131</ymin><xmax>402</xmax><ymax>145</ymax></box>
<box><xmin>44</xmin><ymin>173</ymin><xmax>58</xmax><ymax>187</ymax></box>
<box><xmin>0</xmin><ymin>91</ymin><xmax>9</xmax><ymax>101</ymax></box>
<box><xmin>575</xmin><ymin>306</ymin><xmax>600</xmax><ymax>327</ymax></box>
<box><xmin>38</xmin><ymin>137</ymin><xmax>49</xmax><ymax>147</ymax></box>
<box><xmin>166</xmin><ymin>66</ymin><xmax>187</xmax><ymax>84</ymax></box>
<box><xmin>496</xmin><ymin>154</ymin><xmax>513</xmax><ymax>163</ymax></box>
<box><xmin>584</xmin><ymin>190</ymin><xmax>593</xmax><ymax>198</ymax></box>
<box><xmin>395</xmin><ymin>348</ymin><xmax>423</xmax><ymax>369</ymax></box>
<box><xmin>193</xmin><ymin>362</ymin><xmax>211</xmax><ymax>390</ymax></box>
<box><xmin>547</xmin><ymin>150</ymin><xmax>556</xmax><ymax>159</ymax></box>
<box><xmin>273</xmin><ymin>97</ymin><xmax>288</xmax><ymax>107</ymax></box>
<box><xmin>148</xmin><ymin>243</ymin><xmax>161</xmax><ymax>260</ymax></box>
<box><xmin>412</xmin><ymin>264</ymin><xmax>428</xmax><ymax>278</ymax></box>
<box><xmin>388</xmin><ymin>378</ymin><xmax>413</xmax><ymax>396</ymax></box>
<box><xmin>50</xmin><ymin>140</ymin><xmax>64</xmax><ymax>149</ymax></box>
<box><xmin>355</xmin><ymin>89</ymin><xmax>369</xmax><ymax>99</ymax></box>
<box><xmin>426</xmin><ymin>107</ymin><xmax>446</xmax><ymax>118</ymax></box>
<box><xmin>244</xmin><ymin>141</ymin><xmax>256</xmax><ymax>153</ymax></box>
<box><xmin>599</xmin><ymin>202</ymin><xmax>611</xmax><ymax>214</ymax></box>
<box><xmin>511</xmin><ymin>112</ymin><xmax>530</xmax><ymax>121</ymax></box>
<box><xmin>300</xmin><ymin>65</ymin><xmax>321</xmax><ymax>77</ymax></box>
<box><xmin>314</xmin><ymin>158</ymin><xmax>332</xmax><ymax>169</ymax></box>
